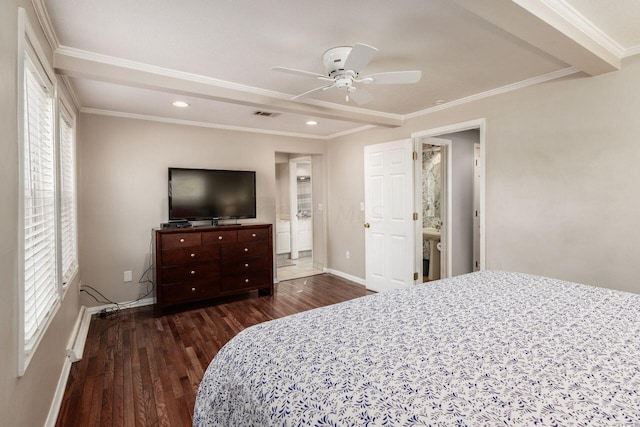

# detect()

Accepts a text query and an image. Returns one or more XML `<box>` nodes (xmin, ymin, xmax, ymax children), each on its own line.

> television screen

<box><xmin>168</xmin><ymin>168</ymin><xmax>256</xmax><ymax>221</ymax></box>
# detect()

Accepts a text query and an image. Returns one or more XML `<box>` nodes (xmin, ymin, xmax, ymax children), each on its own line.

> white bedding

<box><xmin>193</xmin><ymin>271</ymin><xmax>640</xmax><ymax>426</ymax></box>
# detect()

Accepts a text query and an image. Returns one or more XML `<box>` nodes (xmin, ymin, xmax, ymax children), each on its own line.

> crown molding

<box><xmin>405</xmin><ymin>66</ymin><xmax>580</xmax><ymax>120</ymax></box>
<box><xmin>31</xmin><ymin>0</ymin><xmax>59</xmax><ymax>50</ymax></box>
<box><xmin>540</xmin><ymin>0</ymin><xmax>625</xmax><ymax>58</ymax></box>
<box><xmin>81</xmin><ymin>108</ymin><xmax>331</xmax><ymax>140</ymax></box>
<box><xmin>623</xmin><ymin>45</ymin><xmax>640</xmax><ymax>58</ymax></box>
<box><xmin>59</xmin><ymin>75</ymin><xmax>82</xmax><ymax>110</ymax></box>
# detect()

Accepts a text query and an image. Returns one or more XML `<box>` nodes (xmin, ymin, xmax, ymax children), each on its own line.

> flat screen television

<box><xmin>168</xmin><ymin>168</ymin><xmax>256</xmax><ymax>222</ymax></box>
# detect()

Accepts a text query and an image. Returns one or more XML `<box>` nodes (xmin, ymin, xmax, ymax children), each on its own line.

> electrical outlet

<box><xmin>346</xmin><ymin>251</ymin><xmax>350</xmax><ymax>259</ymax></box>
<box><xmin>124</xmin><ymin>270</ymin><xmax>133</xmax><ymax>282</ymax></box>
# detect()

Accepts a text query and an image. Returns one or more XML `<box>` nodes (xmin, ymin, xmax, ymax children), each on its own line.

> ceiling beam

<box><xmin>452</xmin><ymin>0</ymin><xmax>620</xmax><ymax>76</ymax></box>
<box><xmin>53</xmin><ymin>47</ymin><xmax>402</xmax><ymax>128</ymax></box>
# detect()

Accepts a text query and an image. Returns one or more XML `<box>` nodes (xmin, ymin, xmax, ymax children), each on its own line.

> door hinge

<box><xmin>475</xmin><ymin>261</ymin><xmax>479</xmax><ymax>268</ymax></box>
<box><xmin>412</xmin><ymin>151</ymin><xmax>418</xmax><ymax>160</ymax></box>
<box><xmin>414</xmin><ymin>272</ymin><xmax>419</xmax><ymax>281</ymax></box>
<box><xmin>413</xmin><ymin>212</ymin><xmax>418</xmax><ymax>221</ymax></box>
<box><xmin>475</xmin><ymin>210</ymin><xmax>478</xmax><ymax>217</ymax></box>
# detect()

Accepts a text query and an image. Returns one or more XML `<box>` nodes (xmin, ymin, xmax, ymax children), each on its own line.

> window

<box><xmin>18</xmin><ymin>8</ymin><xmax>78</xmax><ymax>374</ymax></box>
<box><xmin>22</xmin><ymin>53</ymin><xmax>59</xmax><ymax>356</ymax></box>
<box><xmin>59</xmin><ymin>107</ymin><xmax>78</xmax><ymax>286</ymax></box>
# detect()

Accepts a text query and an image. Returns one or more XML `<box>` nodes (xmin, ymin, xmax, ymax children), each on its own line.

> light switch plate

<box><xmin>124</xmin><ymin>270</ymin><xmax>133</xmax><ymax>282</ymax></box>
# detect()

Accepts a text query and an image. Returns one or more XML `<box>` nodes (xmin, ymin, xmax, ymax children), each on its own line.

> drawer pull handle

<box><xmin>190</xmin><ymin>270</ymin><xmax>196</xmax><ymax>275</ymax></box>
<box><xmin>252</xmin><ymin>233</ymin><xmax>256</xmax><ymax>237</ymax></box>
<box><xmin>190</xmin><ymin>253</ymin><xmax>195</xmax><ymax>257</ymax></box>
<box><xmin>244</xmin><ymin>263</ymin><xmax>249</xmax><ymax>268</ymax></box>
<box><xmin>180</xmin><ymin>238</ymin><xmax>185</xmax><ymax>243</ymax></box>
<box><xmin>245</xmin><ymin>279</ymin><xmax>249</xmax><ymax>283</ymax></box>
<box><xmin>244</xmin><ymin>248</ymin><xmax>249</xmax><ymax>252</ymax></box>
<box><xmin>191</xmin><ymin>287</ymin><xmax>196</xmax><ymax>292</ymax></box>
<box><xmin>218</xmin><ymin>236</ymin><xmax>223</xmax><ymax>240</ymax></box>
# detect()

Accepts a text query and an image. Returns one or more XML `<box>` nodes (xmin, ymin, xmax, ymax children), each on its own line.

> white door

<box><xmin>364</xmin><ymin>139</ymin><xmax>416</xmax><ymax>292</ymax></box>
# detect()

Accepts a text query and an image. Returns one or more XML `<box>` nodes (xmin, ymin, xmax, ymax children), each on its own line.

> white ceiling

<box><xmin>41</xmin><ymin>0</ymin><xmax>640</xmax><ymax>138</ymax></box>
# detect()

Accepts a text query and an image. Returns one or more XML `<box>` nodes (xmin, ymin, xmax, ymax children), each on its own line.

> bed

<box><xmin>193</xmin><ymin>271</ymin><xmax>640</xmax><ymax>426</ymax></box>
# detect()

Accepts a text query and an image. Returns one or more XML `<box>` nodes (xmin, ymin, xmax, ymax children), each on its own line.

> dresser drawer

<box><xmin>161</xmin><ymin>246</ymin><xmax>220</xmax><ymax>266</ymax></box>
<box><xmin>202</xmin><ymin>230</ymin><xmax>237</xmax><ymax>245</ymax></box>
<box><xmin>161</xmin><ymin>280</ymin><xmax>219</xmax><ymax>304</ymax></box>
<box><xmin>161</xmin><ymin>263</ymin><xmax>219</xmax><ymax>284</ymax></box>
<box><xmin>238</xmin><ymin>228</ymin><xmax>269</xmax><ymax>242</ymax></box>
<box><xmin>221</xmin><ymin>270</ymin><xmax>271</xmax><ymax>293</ymax></box>
<box><xmin>161</xmin><ymin>232</ymin><xmax>201</xmax><ymax>250</ymax></box>
<box><xmin>222</xmin><ymin>256</ymin><xmax>270</xmax><ymax>276</ymax></box>
<box><xmin>221</xmin><ymin>241</ymin><xmax>269</xmax><ymax>260</ymax></box>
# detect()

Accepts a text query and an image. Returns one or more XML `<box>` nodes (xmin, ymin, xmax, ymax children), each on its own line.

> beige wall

<box><xmin>275</xmin><ymin>162</ymin><xmax>290</xmax><ymax>219</ymax></box>
<box><xmin>329</xmin><ymin>56</ymin><xmax>640</xmax><ymax>294</ymax></box>
<box><xmin>77</xmin><ymin>114</ymin><xmax>327</xmax><ymax>305</ymax></box>
<box><xmin>1</xmin><ymin>2</ymin><xmax>82</xmax><ymax>426</ymax></box>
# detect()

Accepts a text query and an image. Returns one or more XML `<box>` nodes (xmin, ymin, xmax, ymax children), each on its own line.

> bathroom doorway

<box><xmin>274</xmin><ymin>153</ymin><xmax>323</xmax><ymax>281</ymax></box>
<box><xmin>413</xmin><ymin>121</ymin><xmax>485</xmax><ymax>281</ymax></box>
<box><xmin>418</xmin><ymin>138</ymin><xmax>450</xmax><ymax>282</ymax></box>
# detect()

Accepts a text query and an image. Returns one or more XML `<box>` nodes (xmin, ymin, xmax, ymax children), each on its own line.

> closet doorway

<box><xmin>274</xmin><ymin>154</ymin><xmax>323</xmax><ymax>281</ymax></box>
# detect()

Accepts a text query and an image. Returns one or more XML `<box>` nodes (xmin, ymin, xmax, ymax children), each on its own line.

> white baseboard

<box><xmin>87</xmin><ymin>297</ymin><xmax>155</xmax><ymax>315</ymax></box>
<box><xmin>323</xmin><ymin>268</ymin><xmax>366</xmax><ymax>287</ymax></box>
<box><xmin>44</xmin><ymin>352</ymin><xmax>72</xmax><ymax>427</ymax></box>
<box><xmin>66</xmin><ymin>305</ymin><xmax>91</xmax><ymax>362</ymax></box>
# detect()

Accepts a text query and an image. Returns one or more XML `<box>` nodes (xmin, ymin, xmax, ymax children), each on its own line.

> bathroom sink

<box><xmin>422</xmin><ymin>227</ymin><xmax>441</xmax><ymax>240</ymax></box>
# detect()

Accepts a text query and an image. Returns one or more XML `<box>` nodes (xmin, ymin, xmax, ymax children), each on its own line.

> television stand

<box><xmin>153</xmin><ymin>223</ymin><xmax>273</xmax><ymax>316</ymax></box>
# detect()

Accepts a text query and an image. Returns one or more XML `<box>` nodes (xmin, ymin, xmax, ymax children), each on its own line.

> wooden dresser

<box><xmin>153</xmin><ymin>223</ymin><xmax>273</xmax><ymax>316</ymax></box>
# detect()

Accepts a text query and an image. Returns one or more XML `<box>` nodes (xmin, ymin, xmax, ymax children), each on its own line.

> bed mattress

<box><xmin>193</xmin><ymin>271</ymin><xmax>640</xmax><ymax>426</ymax></box>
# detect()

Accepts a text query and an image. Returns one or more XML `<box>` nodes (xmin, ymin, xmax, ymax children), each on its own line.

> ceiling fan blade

<box><xmin>291</xmin><ymin>84</ymin><xmax>335</xmax><ymax>100</ymax></box>
<box><xmin>271</xmin><ymin>66</ymin><xmax>327</xmax><ymax>79</ymax></box>
<box><xmin>348</xmin><ymin>88</ymin><xmax>373</xmax><ymax>105</ymax></box>
<box><xmin>344</xmin><ymin>43</ymin><xmax>378</xmax><ymax>72</ymax></box>
<box><xmin>361</xmin><ymin>70</ymin><xmax>422</xmax><ymax>84</ymax></box>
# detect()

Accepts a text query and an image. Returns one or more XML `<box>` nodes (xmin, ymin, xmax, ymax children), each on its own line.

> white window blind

<box><xmin>23</xmin><ymin>55</ymin><xmax>58</xmax><ymax>353</ymax></box>
<box><xmin>59</xmin><ymin>112</ymin><xmax>77</xmax><ymax>285</ymax></box>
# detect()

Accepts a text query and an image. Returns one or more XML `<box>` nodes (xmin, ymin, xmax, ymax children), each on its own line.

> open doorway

<box><xmin>419</xmin><ymin>138</ymin><xmax>449</xmax><ymax>281</ymax></box>
<box><xmin>274</xmin><ymin>153</ymin><xmax>323</xmax><ymax>281</ymax></box>
<box><xmin>413</xmin><ymin>120</ymin><xmax>485</xmax><ymax>281</ymax></box>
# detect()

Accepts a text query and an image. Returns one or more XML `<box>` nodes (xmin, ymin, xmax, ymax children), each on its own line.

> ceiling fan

<box><xmin>271</xmin><ymin>43</ymin><xmax>422</xmax><ymax>105</ymax></box>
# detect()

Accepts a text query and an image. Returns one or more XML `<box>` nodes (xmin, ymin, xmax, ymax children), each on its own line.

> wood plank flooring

<box><xmin>56</xmin><ymin>274</ymin><xmax>373</xmax><ymax>426</ymax></box>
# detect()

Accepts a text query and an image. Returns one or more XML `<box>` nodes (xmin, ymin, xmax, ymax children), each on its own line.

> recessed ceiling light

<box><xmin>172</xmin><ymin>101</ymin><xmax>189</xmax><ymax>108</ymax></box>
<box><xmin>434</xmin><ymin>99</ymin><xmax>445</xmax><ymax>106</ymax></box>
<box><xmin>306</xmin><ymin>120</ymin><xmax>318</xmax><ymax>126</ymax></box>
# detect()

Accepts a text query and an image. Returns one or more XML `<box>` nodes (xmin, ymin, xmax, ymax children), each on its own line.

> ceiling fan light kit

<box><xmin>272</xmin><ymin>43</ymin><xmax>422</xmax><ymax>105</ymax></box>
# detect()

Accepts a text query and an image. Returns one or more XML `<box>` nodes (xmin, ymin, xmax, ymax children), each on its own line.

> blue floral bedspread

<box><xmin>193</xmin><ymin>271</ymin><xmax>640</xmax><ymax>426</ymax></box>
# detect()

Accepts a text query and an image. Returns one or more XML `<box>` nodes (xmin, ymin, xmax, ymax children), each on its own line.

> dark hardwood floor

<box><xmin>56</xmin><ymin>274</ymin><xmax>373</xmax><ymax>426</ymax></box>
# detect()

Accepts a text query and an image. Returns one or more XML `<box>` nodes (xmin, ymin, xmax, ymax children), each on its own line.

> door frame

<box><xmin>412</xmin><ymin>118</ymin><xmax>487</xmax><ymax>274</ymax></box>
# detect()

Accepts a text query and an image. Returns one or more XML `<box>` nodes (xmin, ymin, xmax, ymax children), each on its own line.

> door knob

<box><xmin>364</xmin><ymin>223</ymin><xmax>370</xmax><ymax>228</ymax></box>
